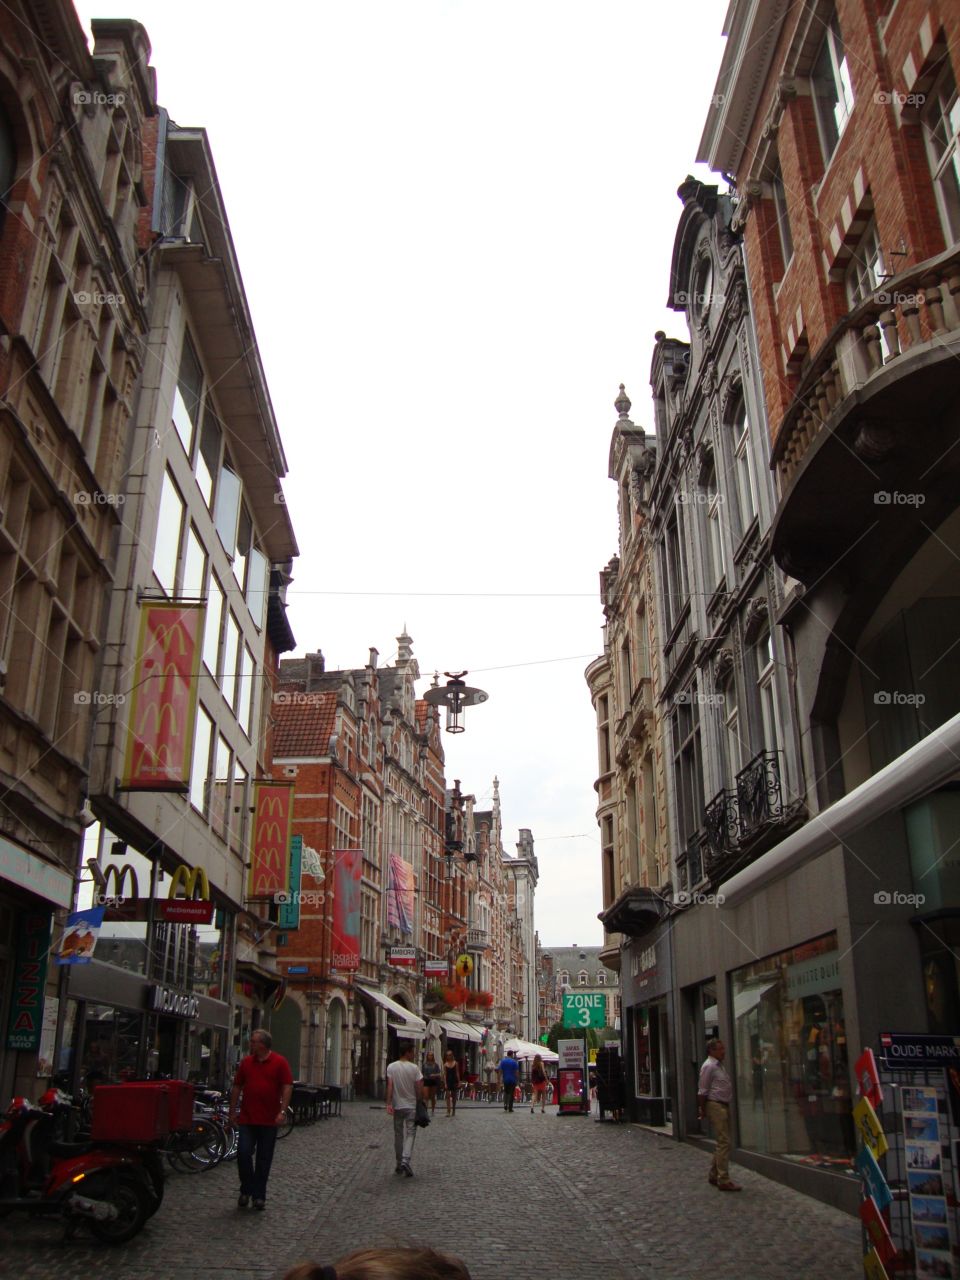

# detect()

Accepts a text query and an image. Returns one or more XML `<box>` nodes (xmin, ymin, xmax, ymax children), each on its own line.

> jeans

<box><xmin>393</xmin><ymin>1108</ymin><xmax>416</xmax><ymax>1166</ymax></box>
<box><xmin>706</xmin><ymin>1101</ymin><xmax>732</xmax><ymax>1183</ymax></box>
<box><xmin>503</xmin><ymin>1083</ymin><xmax>516</xmax><ymax>1111</ymax></box>
<box><xmin>237</xmin><ymin>1123</ymin><xmax>278</xmax><ymax>1201</ymax></box>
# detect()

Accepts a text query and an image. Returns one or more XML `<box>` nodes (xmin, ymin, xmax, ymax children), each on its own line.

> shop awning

<box><xmin>436</xmin><ymin>1018</ymin><xmax>483</xmax><ymax>1043</ymax></box>
<box><xmin>505</xmin><ymin>1037</ymin><xmax>558</xmax><ymax>1062</ymax></box>
<box><xmin>355</xmin><ymin>984</ymin><xmax>425</xmax><ymax>1035</ymax></box>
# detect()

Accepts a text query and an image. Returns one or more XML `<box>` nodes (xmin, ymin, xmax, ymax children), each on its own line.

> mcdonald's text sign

<box><xmin>249</xmin><ymin>783</ymin><xmax>293</xmax><ymax>898</ymax></box>
<box><xmin>122</xmin><ymin>603</ymin><xmax>204</xmax><ymax>790</ymax></box>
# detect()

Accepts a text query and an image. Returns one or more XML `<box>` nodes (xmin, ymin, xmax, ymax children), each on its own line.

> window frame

<box><xmin>922</xmin><ymin>60</ymin><xmax>960</xmax><ymax>246</ymax></box>
<box><xmin>810</xmin><ymin>8</ymin><xmax>855</xmax><ymax>162</ymax></box>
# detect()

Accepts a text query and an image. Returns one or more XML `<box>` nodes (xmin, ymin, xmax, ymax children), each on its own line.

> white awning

<box><xmin>505</xmin><ymin>1037</ymin><xmax>558</xmax><ymax>1062</ymax></box>
<box><xmin>719</xmin><ymin>709</ymin><xmax>960</xmax><ymax>906</ymax></box>
<box><xmin>355</xmin><ymin>984</ymin><xmax>425</xmax><ymax>1034</ymax></box>
<box><xmin>436</xmin><ymin>1018</ymin><xmax>483</xmax><ymax>1043</ymax></box>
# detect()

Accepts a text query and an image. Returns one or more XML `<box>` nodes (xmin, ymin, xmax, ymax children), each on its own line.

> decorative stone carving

<box><xmin>714</xmin><ymin>647</ymin><xmax>735</xmax><ymax>684</ymax></box>
<box><xmin>743</xmin><ymin>597</ymin><xmax>769</xmax><ymax>642</ymax></box>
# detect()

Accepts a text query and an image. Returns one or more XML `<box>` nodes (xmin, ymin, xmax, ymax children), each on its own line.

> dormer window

<box><xmin>577</xmin><ymin>969</ymin><xmax>588</xmax><ymax>986</ymax></box>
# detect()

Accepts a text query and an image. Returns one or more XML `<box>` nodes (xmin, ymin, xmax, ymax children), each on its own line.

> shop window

<box><xmin>731</xmin><ymin>932</ymin><xmax>854</xmax><ymax>1165</ymax></box>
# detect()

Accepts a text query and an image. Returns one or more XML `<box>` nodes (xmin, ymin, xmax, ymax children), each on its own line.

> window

<box><xmin>213</xmin><ymin>457</ymin><xmax>241</xmax><ymax>557</ymax></box>
<box><xmin>558</xmin><ymin>970</ymin><xmax>569</xmax><ymax>987</ymax></box>
<box><xmin>190</xmin><ymin>706</ymin><xmax>213</xmax><ymax>815</ymax></box>
<box><xmin>597</xmin><ymin>970</ymin><xmax>607</xmax><ymax>986</ymax></box>
<box><xmin>620</xmin><ymin>635</ymin><xmax>633</xmax><ymax>709</ymax></box>
<box><xmin>196</xmin><ymin>407</ymin><xmax>221</xmax><ymax>509</ymax></box>
<box><xmin>152</xmin><ymin>471</ymin><xmax>184</xmax><ymax>595</ymax></box>
<box><xmin>672</xmin><ymin>696</ymin><xmax>704</xmax><ymax>847</ymax></box>
<box><xmin>182</xmin><ymin>525</ymin><xmax>206</xmax><ymax>598</ymax></box>
<box><xmin>810</xmin><ymin>9</ymin><xmax>854</xmax><ymax>161</ymax></box>
<box><xmin>577</xmin><ymin>970</ymin><xmax>588</xmax><ymax>986</ymax></box>
<box><xmin>701</xmin><ymin>461</ymin><xmax>726</xmax><ymax>589</ymax></box>
<box><xmin>221</xmin><ymin>612</ymin><xmax>240</xmax><ymax>709</ymax></box>
<box><xmin>923</xmin><ymin>61</ymin><xmax>960</xmax><ymax>246</ymax></box>
<box><xmin>0</xmin><ymin>102</ymin><xmax>16</xmax><ymax>217</ymax></box>
<box><xmin>172</xmin><ymin>332</ymin><xmax>203</xmax><ymax>456</ymax></box>
<box><xmin>598</xmin><ymin>694</ymin><xmax>611</xmax><ymax>775</ymax></box>
<box><xmin>732</xmin><ymin>933</ymin><xmax>853</xmax><ymax>1162</ymax></box>
<box><xmin>727</xmin><ymin>398</ymin><xmax>757</xmax><ymax>542</ymax></box>
<box><xmin>210</xmin><ymin>736</ymin><xmax>232</xmax><ymax>837</ymax></box>
<box><xmin>725</xmin><ymin>685</ymin><xmax>743</xmax><ymax>784</ymax></box>
<box><xmin>660</xmin><ymin>512</ymin><xmax>689</xmax><ymax>633</ymax></box>
<box><xmin>246</xmin><ymin>547</ymin><xmax>268</xmax><ymax>629</ymax></box>
<box><xmin>202</xmin><ymin>574</ymin><xmax>224</xmax><ymax>676</ymax></box>
<box><xmin>755</xmin><ymin>632</ymin><xmax>780</xmax><ymax>754</ymax></box>
<box><xmin>845</xmin><ymin>219</ymin><xmax>885</xmax><ymax>307</ymax></box>
<box><xmin>771</xmin><ymin>157</ymin><xmax>794</xmax><ymax>270</ymax></box>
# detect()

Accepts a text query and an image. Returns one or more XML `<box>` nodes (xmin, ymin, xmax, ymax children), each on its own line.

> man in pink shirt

<box><xmin>698</xmin><ymin>1039</ymin><xmax>741</xmax><ymax>1192</ymax></box>
<box><xmin>229</xmin><ymin>1029</ymin><xmax>293</xmax><ymax>1210</ymax></box>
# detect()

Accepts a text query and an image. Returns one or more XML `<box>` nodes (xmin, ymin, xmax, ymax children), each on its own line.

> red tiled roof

<box><xmin>271</xmin><ymin>690</ymin><xmax>337</xmax><ymax>756</ymax></box>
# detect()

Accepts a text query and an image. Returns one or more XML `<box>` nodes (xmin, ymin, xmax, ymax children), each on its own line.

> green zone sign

<box><xmin>563</xmin><ymin>992</ymin><xmax>605</xmax><ymax>1029</ymax></box>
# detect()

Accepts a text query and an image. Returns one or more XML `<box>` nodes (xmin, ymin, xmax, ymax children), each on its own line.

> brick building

<box><xmin>0</xmin><ymin>7</ymin><xmax>154</xmax><ymax>1095</ymax></box>
<box><xmin>691</xmin><ymin>0</ymin><xmax>960</xmax><ymax>1209</ymax></box>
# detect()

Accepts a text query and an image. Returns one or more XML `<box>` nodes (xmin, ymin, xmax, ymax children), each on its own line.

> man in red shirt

<box><xmin>229</xmin><ymin>1029</ymin><xmax>293</xmax><ymax>1210</ymax></box>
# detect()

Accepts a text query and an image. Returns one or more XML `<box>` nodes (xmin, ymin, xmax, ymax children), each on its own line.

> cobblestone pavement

<box><xmin>0</xmin><ymin>1102</ymin><xmax>862</xmax><ymax>1280</ymax></box>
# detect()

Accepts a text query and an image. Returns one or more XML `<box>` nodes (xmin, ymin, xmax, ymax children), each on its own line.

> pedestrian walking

<box><xmin>498</xmin><ymin>1049</ymin><xmax>520</xmax><ymax>1112</ymax></box>
<box><xmin>229</xmin><ymin>1028</ymin><xmax>294</xmax><ymax>1210</ymax></box>
<box><xmin>385</xmin><ymin>1040</ymin><xmax>423</xmax><ymax>1177</ymax></box>
<box><xmin>442</xmin><ymin>1048</ymin><xmax>460</xmax><ymax>1117</ymax></box>
<box><xmin>530</xmin><ymin>1053</ymin><xmax>548</xmax><ymax>1113</ymax></box>
<box><xmin>422</xmin><ymin>1050</ymin><xmax>442</xmax><ymax>1116</ymax></box>
<box><xmin>283</xmin><ymin>1245</ymin><xmax>471</xmax><ymax>1279</ymax></box>
<box><xmin>698</xmin><ymin>1038</ymin><xmax>742</xmax><ymax>1192</ymax></box>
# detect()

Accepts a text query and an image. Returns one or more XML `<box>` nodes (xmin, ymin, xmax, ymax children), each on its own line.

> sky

<box><xmin>76</xmin><ymin>0</ymin><xmax>729</xmax><ymax>946</ymax></box>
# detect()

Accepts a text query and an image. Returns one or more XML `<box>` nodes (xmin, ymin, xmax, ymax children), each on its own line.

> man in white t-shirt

<box><xmin>385</xmin><ymin>1040</ymin><xmax>424</xmax><ymax>1177</ymax></box>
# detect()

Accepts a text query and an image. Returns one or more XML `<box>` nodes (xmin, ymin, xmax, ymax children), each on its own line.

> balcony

<box><xmin>735</xmin><ymin>751</ymin><xmax>784</xmax><ymax>842</ymax></box>
<box><xmin>703</xmin><ymin>788</ymin><xmax>739</xmax><ymax>868</ymax></box>
<box><xmin>466</xmin><ymin>926</ymin><xmax>490</xmax><ymax>951</ymax></box>
<box><xmin>771</xmin><ymin>244</ymin><xmax>960</xmax><ymax>584</ymax></box>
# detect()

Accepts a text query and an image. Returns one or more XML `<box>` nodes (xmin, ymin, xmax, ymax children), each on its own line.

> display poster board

<box><xmin>557</xmin><ymin>1039</ymin><xmax>587</xmax><ymax>1115</ymax></box>
<box><xmin>902</xmin><ymin>1086</ymin><xmax>952</xmax><ymax>1279</ymax></box>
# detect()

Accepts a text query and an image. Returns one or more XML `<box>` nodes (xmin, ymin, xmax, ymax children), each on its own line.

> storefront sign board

<box><xmin>158</xmin><ymin>899</ymin><xmax>214</xmax><ymax>923</ymax></box>
<box><xmin>785</xmin><ymin>950</ymin><xmax>841</xmax><ymax>1001</ymax></box>
<box><xmin>424</xmin><ymin>961</ymin><xmax>448</xmax><ymax>979</ymax></box>
<box><xmin>389</xmin><ymin>947</ymin><xmax>417</xmax><ymax>967</ymax></box>
<box><xmin>6</xmin><ymin>913</ymin><xmax>51</xmax><ymax>1051</ymax></box>
<box><xmin>878</xmin><ymin>1032</ymin><xmax>960</xmax><ymax>1068</ymax></box>
<box><xmin>278</xmin><ymin>836</ymin><xmax>303</xmax><ymax>930</ymax></box>
<box><xmin>0</xmin><ymin>837</ymin><xmax>73</xmax><ymax>908</ymax></box>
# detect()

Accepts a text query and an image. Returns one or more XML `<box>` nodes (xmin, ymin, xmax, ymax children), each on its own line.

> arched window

<box><xmin>596</xmin><ymin>970</ymin><xmax>606</xmax><ymax>986</ymax></box>
<box><xmin>558</xmin><ymin>970</ymin><xmax>569</xmax><ymax>987</ymax></box>
<box><xmin>577</xmin><ymin>970</ymin><xmax>588</xmax><ymax>986</ymax></box>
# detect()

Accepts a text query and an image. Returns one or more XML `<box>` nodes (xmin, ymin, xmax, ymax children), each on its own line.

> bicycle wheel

<box><xmin>173</xmin><ymin>1117</ymin><xmax>227</xmax><ymax>1172</ymax></box>
<box><xmin>275</xmin><ymin>1106</ymin><xmax>294</xmax><ymax>1140</ymax></box>
<box><xmin>219</xmin><ymin>1118</ymin><xmax>238</xmax><ymax>1161</ymax></box>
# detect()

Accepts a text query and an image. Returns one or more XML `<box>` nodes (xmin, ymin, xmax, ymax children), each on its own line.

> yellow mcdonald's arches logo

<box><xmin>151</xmin><ymin>620</ymin><xmax>189</xmax><ymax>657</ymax></box>
<box><xmin>133</xmin><ymin>741</ymin><xmax>173</xmax><ymax>769</ymax></box>
<box><xmin>256</xmin><ymin>821</ymin><xmax>283</xmax><ymax>844</ymax></box>
<box><xmin>137</xmin><ymin>700</ymin><xmax>179</xmax><ymax>739</ymax></box>
<box><xmin>259</xmin><ymin>794</ymin><xmax>286</xmax><ymax>817</ymax></box>
<box><xmin>87</xmin><ymin>859</ymin><xmax>140</xmax><ymax>900</ymax></box>
<box><xmin>168</xmin><ymin>864</ymin><xmax>210</xmax><ymax>901</ymax></box>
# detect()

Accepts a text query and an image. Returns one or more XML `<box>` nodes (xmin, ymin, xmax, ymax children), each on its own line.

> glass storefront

<box><xmin>732</xmin><ymin>932</ymin><xmax>855</xmax><ymax>1169</ymax></box>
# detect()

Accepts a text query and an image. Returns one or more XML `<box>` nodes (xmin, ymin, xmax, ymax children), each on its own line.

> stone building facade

<box><xmin>688</xmin><ymin>0</ymin><xmax>960</xmax><ymax>1209</ymax></box>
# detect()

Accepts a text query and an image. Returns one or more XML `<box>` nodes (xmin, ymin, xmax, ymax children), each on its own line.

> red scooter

<box><xmin>0</xmin><ymin>1092</ymin><xmax>163</xmax><ymax>1243</ymax></box>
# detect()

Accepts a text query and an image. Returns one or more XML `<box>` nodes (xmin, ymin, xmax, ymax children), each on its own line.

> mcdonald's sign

<box><xmin>161</xmin><ymin>863</ymin><xmax>214</xmax><ymax>923</ymax></box>
<box><xmin>248</xmin><ymin>783</ymin><xmax>293</xmax><ymax>899</ymax></box>
<box><xmin>122</xmin><ymin>602</ymin><xmax>204</xmax><ymax>790</ymax></box>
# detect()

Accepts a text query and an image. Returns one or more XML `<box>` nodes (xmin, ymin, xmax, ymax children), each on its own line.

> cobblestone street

<box><xmin>0</xmin><ymin>1102</ymin><xmax>862</xmax><ymax>1280</ymax></box>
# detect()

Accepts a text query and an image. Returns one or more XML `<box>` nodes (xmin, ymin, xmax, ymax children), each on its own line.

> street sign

<box><xmin>563</xmin><ymin>991</ymin><xmax>606</xmax><ymax>1029</ymax></box>
<box><xmin>287</xmin><ymin>965</ymin><xmax>309</xmax><ymax>974</ymax></box>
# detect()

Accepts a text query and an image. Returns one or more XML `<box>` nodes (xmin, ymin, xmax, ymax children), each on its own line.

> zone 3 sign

<box><xmin>562</xmin><ymin>992</ymin><xmax>606</xmax><ymax>1028</ymax></box>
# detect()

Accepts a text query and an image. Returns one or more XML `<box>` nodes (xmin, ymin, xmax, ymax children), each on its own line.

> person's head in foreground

<box><xmin>283</xmin><ymin>1246</ymin><xmax>472</xmax><ymax>1280</ymax></box>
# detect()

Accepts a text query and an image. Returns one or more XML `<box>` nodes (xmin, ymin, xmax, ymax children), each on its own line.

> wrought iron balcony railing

<box><xmin>735</xmin><ymin>750</ymin><xmax>784</xmax><ymax>841</ymax></box>
<box><xmin>704</xmin><ymin>788</ymin><xmax>739</xmax><ymax>865</ymax></box>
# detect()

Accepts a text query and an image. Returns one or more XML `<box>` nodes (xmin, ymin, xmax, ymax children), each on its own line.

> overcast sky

<box><xmin>76</xmin><ymin>0</ymin><xmax>728</xmax><ymax>946</ymax></box>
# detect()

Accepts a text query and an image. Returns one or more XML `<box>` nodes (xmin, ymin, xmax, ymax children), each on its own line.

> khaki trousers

<box><xmin>706</xmin><ymin>1100</ymin><xmax>732</xmax><ymax>1183</ymax></box>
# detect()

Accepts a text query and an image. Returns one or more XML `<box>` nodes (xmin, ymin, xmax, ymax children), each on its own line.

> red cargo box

<box><xmin>165</xmin><ymin>1080</ymin><xmax>194</xmax><ymax>1129</ymax></box>
<box><xmin>91</xmin><ymin>1083</ymin><xmax>170</xmax><ymax>1142</ymax></box>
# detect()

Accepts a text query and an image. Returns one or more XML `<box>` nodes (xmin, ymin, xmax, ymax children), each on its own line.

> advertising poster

<box><xmin>121</xmin><ymin>601</ymin><xmax>203</xmax><ymax>789</ymax></box>
<box><xmin>54</xmin><ymin>905</ymin><xmax>106</xmax><ymax>965</ymax></box>
<box><xmin>331</xmin><ymin>848</ymin><xmax>361</xmax><ymax>971</ymax></box>
<box><xmin>853</xmin><ymin>1094</ymin><xmax>889</xmax><ymax>1160</ymax></box>
<box><xmin>387</xmin><ymin>854</ymin><xmax>414</xmax><ymax>935</ymax></box>
<box><xmin>903</xmin><ymin>1087</ymin><xmax>952</xmax><ymax>1279</ymax></box>
<box><xmin>557</xmin><ymin>1038</ymin><xmax>587</xmax><ymax>1115</ymax></box>
<box><xmin>855</xmin><ymin>1145</ymin><xmax>892</xmax><ymax>1212</ymax></box>
<box><xmin>855</xmin><ymin>1046</ymin><xmax>883</xmax><ymax>1109</ymax></box>
<box><xmin>248</xmin><ymin>782</ymin><xmax>293</xmax><ymax>899</ymax></box>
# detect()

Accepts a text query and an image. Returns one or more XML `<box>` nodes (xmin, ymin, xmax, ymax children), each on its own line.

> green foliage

<box><xmin>546</xmin><ymin>1021</ymin><xmax>599</xmax><ymax>1054</ymax></box>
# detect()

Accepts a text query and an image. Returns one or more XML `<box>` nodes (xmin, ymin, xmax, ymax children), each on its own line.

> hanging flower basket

<box><xmin>465</xmin><ymin>990</ymin><xmax>494</xmax><ymax>1009</ymax></box>
<box><xmin>441</xmin><ymin>984</ymin><xmax>468</xmax><ymax>1007</ymax></box>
